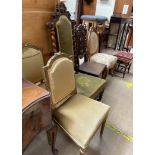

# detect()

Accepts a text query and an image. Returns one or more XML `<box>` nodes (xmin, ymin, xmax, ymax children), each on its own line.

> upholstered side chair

<box><xmin>74</xmin><ymin>24</ymin><xmax>108</xmax><ymax>79</ymax></box>
<box><xmin>22</xmin><ymin>43</ymin><xmax>44</xmax><ymax>84</ymax></box>
<box><xmin>87</xmin><ymin>27</ymin><xmax>118</xmax><ymax>75</ymax></box>
<box><xmin>43</xmin><ymin>53</ymin><xmax>110</xmax><ymax>155</ymax></box>
<box><xmin>47</xmin><ymin>2</ymin><xmax>107</xmax><ymax>100</ymax></box>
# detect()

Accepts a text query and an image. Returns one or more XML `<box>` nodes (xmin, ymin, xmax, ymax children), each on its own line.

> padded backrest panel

<box><xmin>87</xmin><ymin>30</ymin><xmax>99</xmax><ymax>56</ymax></box>
<box><xmin>47</xmin><ymin>57</ymin><xmax>75</xmax><ymax>105</ymax></box>
<box><xmin>22</xmin><ymin>47</ymin><xmax>44</xmax><ymax>83</ymax></box>
<box><xmin>56</xmin><ymin>15</ymin><xmax>74</xmax><ymax>59</ymax></box>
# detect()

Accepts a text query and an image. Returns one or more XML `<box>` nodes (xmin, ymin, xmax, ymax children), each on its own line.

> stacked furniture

<box><xmin>47</xmin><ymin>2</ymin><xmax>107</xmax><ymax>100</ymax></box>
<box><xmin>81</xmin><ymin>15</ymin><xmax>108</xmax><ymax>52</ymax></box>
<box><xmin>73</xmin><ymin>24</ymin><xmax>107</xmax><ymax>79</ymax></box>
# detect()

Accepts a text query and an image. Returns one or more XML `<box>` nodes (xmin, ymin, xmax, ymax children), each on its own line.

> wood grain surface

<box><xmin>22</xmin><ymin>0</ymin><xmax>59</xmax><ymax>63</ymax></box>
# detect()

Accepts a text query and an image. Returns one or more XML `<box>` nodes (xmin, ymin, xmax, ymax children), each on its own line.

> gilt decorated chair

<box><xmin>47</xmin><ymin>2</ymin><xmax>106</xmax><ymax>100</ymax></box>
<box><xmin>87</xmin><ymin>27</ymin><xmax>118</xmax><ymax>75</ymax></box>
<box><xmin>43</xmin><ymin>53</ymin><xmax>110</xmax><ymax>155</ymax></box>
<box><xmin>22</xmin><ymin>43</ymin><xmax>44</xmax><ymax>84</ymax></box>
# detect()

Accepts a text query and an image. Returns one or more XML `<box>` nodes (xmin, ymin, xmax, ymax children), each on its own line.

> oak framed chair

<box><xmin>47</xmin><ymin>2</ymin><xmax>106</xmax><ymax>100</ymax></box>
<box><xmin>43</xmin><ymin>53</ymin><xmax>110</xmax><ymax>155</ymax></box>
<box><xmin>87</xmin><ymin>27</ymin><xmax>118</xmax><ymax>76</ymax></box>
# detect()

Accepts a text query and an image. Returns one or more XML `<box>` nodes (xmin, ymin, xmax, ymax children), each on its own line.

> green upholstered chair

<box><xmin>22</xmin><ymin>43</ymin><xmax>44</xmax><ymax>84</ymax></box>
<box><xmin>47</xmin><ymin>4</ymin><xmax>106</xmax><ymax>100</ymax></box>
<box><xmin>43</xmin><ymin>53</ymin><xmax>110</xmax><ymax>155</ymax></box>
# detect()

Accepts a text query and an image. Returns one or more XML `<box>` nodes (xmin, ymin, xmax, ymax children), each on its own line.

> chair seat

<box><xmin>54</xmin><ymin>93</ymin><xmax>110</xmax><ymax>149</ymax></box>
<box><xmin>81</xmin><ymin>15</ymin><xmax>107</xmax><ymax>22</ymax></box>
<box><xmin>115</xmin><ymin>51</ymin><xmax>133</xmax><ymax>60</ymax></box>
<box><xmin>78</xmin><ymin>61</ymin><xmax>106</xmax><ymax>78</ymax></box>
<box><xmin>90</xmin><ymin>53</ymin><xmax>117</xmax><ymax>69</ymax></box>
<box><xmin>75</xmin><ymin>73</ymin><xmax>106</xmax><ymax>99</ymax></box>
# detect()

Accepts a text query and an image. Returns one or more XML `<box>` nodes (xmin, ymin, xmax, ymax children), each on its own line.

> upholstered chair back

<box><xmin>43</xmin><ymin>54</ymin><xmax>76</xmax><ymax>108</ymax></box>
<box><xmin>87</xmin><ymin>28</ymin><xmax>99</xmax><ymax>58</ymax></box>
<box><xmin>22</xmin><ymin>45</ymin><xmax>44</xmax><ymax>83</ymax></box>
<box><xmin>56</xmin><ymin>15</ymin><xmax>74</xmax><ymax>61</ymax></box>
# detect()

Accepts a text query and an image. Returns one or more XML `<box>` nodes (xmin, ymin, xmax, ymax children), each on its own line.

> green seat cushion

<box><xmin>54</xmin><ymin>93</ymin><xmax>110</xmax><ymax>149</ymax></box>
<box><xmin>75</xmin><ymin>73</ymin><xmax>106</xmax><ymax>98</ymax></box>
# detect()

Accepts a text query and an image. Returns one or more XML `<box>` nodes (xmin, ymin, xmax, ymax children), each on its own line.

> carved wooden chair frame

<box><xmin>73</xmin><ymin>24</ymin><xmax>88</xmax><ymax>65</ymax></box>
<box><xmin>47</xmin><ymin>2</ymin><xmax>78</xmax><ymax>70</ymax></box>
<box><xmin>47</xmin><ymin>2</ymin><xmax>73</xmax><ymax>53</ymax></box>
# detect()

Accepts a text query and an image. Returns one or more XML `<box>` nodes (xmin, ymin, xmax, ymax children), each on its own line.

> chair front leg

<box><xmin>97</xmin><ymin>90</ymin><xmax>104</xmax><ymax>101</ymax></box>
<box><xmin>80</xmin><ymin>148</ymin><xmax>86</xmax><ymax>155</ymax></box>
<box><xmin>110</xmin><ymin>67</ymin><xmax>115</xmax><ymax>77</ymax></box>
<box><xmin>100</xmin><ymin>115</ymin><xmax>108</xmax><ymax>137</ymax></box>
<box><xmin>46</xmin><ymin>122</ymin><xmax>58</xmax><ymax>155</ymax></box>
<box><xmin>100</xmin><ymin>120</ymin><xmax>106</xmax><ymax>137</ymax></box>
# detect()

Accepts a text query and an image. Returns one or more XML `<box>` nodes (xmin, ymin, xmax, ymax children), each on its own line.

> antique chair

<box><xmin>81</xmin><ymin>15</ymin><xmax>108</xmax><ymax>52</ymax></box>
<box><xmin>47</xmin><ymin>2</ymin><xmax>106</xmax><ymax>100</ymax></box>
<box><xmin>74</xmin><ymin>24</ymin><xmax>107</xmax><ymax>79</ymax></box>
<box><xmin>114</xmin><ymin>51</ymin><xmax>133</xmax><ymax>78</ymax></box>
<box><xmin>22</xmin><ymin>43</ymin><xmax>44</xmax><ymax>84</ymax></box>
<box><xmin>87</xmin><ymin>27</ymin><xmax>118</xmax><ymax>75</ymax></box>
<box><xmin>43</xmin><ymin>53</ymin><xmax>110</xmax><ymax>155</ymax></box>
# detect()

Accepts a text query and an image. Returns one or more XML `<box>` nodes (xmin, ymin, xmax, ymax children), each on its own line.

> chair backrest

<box><xmin>87</xmin><ymin>27</ymin><xmax>99</xmax><ymax>58</ymax></box>
<box><xmin>47</xmin><ymin>2</ymin><xmax>71</xmax><ymax>53</ymax></box>
<box><xmin>43</xmin><ymin>53</ymin><xmax>76</xmax><ymax>108</ymax></box>
<box><xmin>56</xmin><ymin>15</ymin><xmax>74</xmax><ymax>59</ymax></box>
<box><xmin>47</xmin><ymin>2</ymin><xmax>78</xmax><ymax>70</ymax></box>
<box><xmin>22</xmin><ymin>43</ymin><xmax>44</xmax><ymax>83</ymax></box>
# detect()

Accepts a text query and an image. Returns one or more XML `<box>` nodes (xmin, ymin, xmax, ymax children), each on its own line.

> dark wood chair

<box><xmin>73</xmin><ymin>24</ymin><xmax>107</xmax><ymax>79</ymax></box>
<box><xmin>47</xmin><ymin>2</ymin><xmax>106</xmax><ymax>100</ymax></box>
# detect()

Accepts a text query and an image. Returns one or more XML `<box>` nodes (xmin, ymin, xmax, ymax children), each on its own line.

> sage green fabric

<box><xmin>56</xmin><ymin>15</ymin><xmax>74</xmax><ymax>61</ymax></box>
<box><xmin>54</xmin><ymin>93</ymin><xmax>110</xmax><ymax>149</ymax></box>
<box><xmin>75</xmin><ymin>73</ymin><xmax>106</xmax><ymax>98</ymax></box>
<box><xmin>22</xmin><ymin>47</ymin><xmax>44</xmax><ymax>83</ymax></box>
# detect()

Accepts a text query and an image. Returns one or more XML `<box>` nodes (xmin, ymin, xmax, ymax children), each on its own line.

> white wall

<box><xmin>62</xmin><ymin>0</ymin><xmax>77</xmax><ymax>20</ymax></box>
<box><xmin>95</xmin><ymin>0</ymin><xmax>116</xmax><ymax>21</ymax></box>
